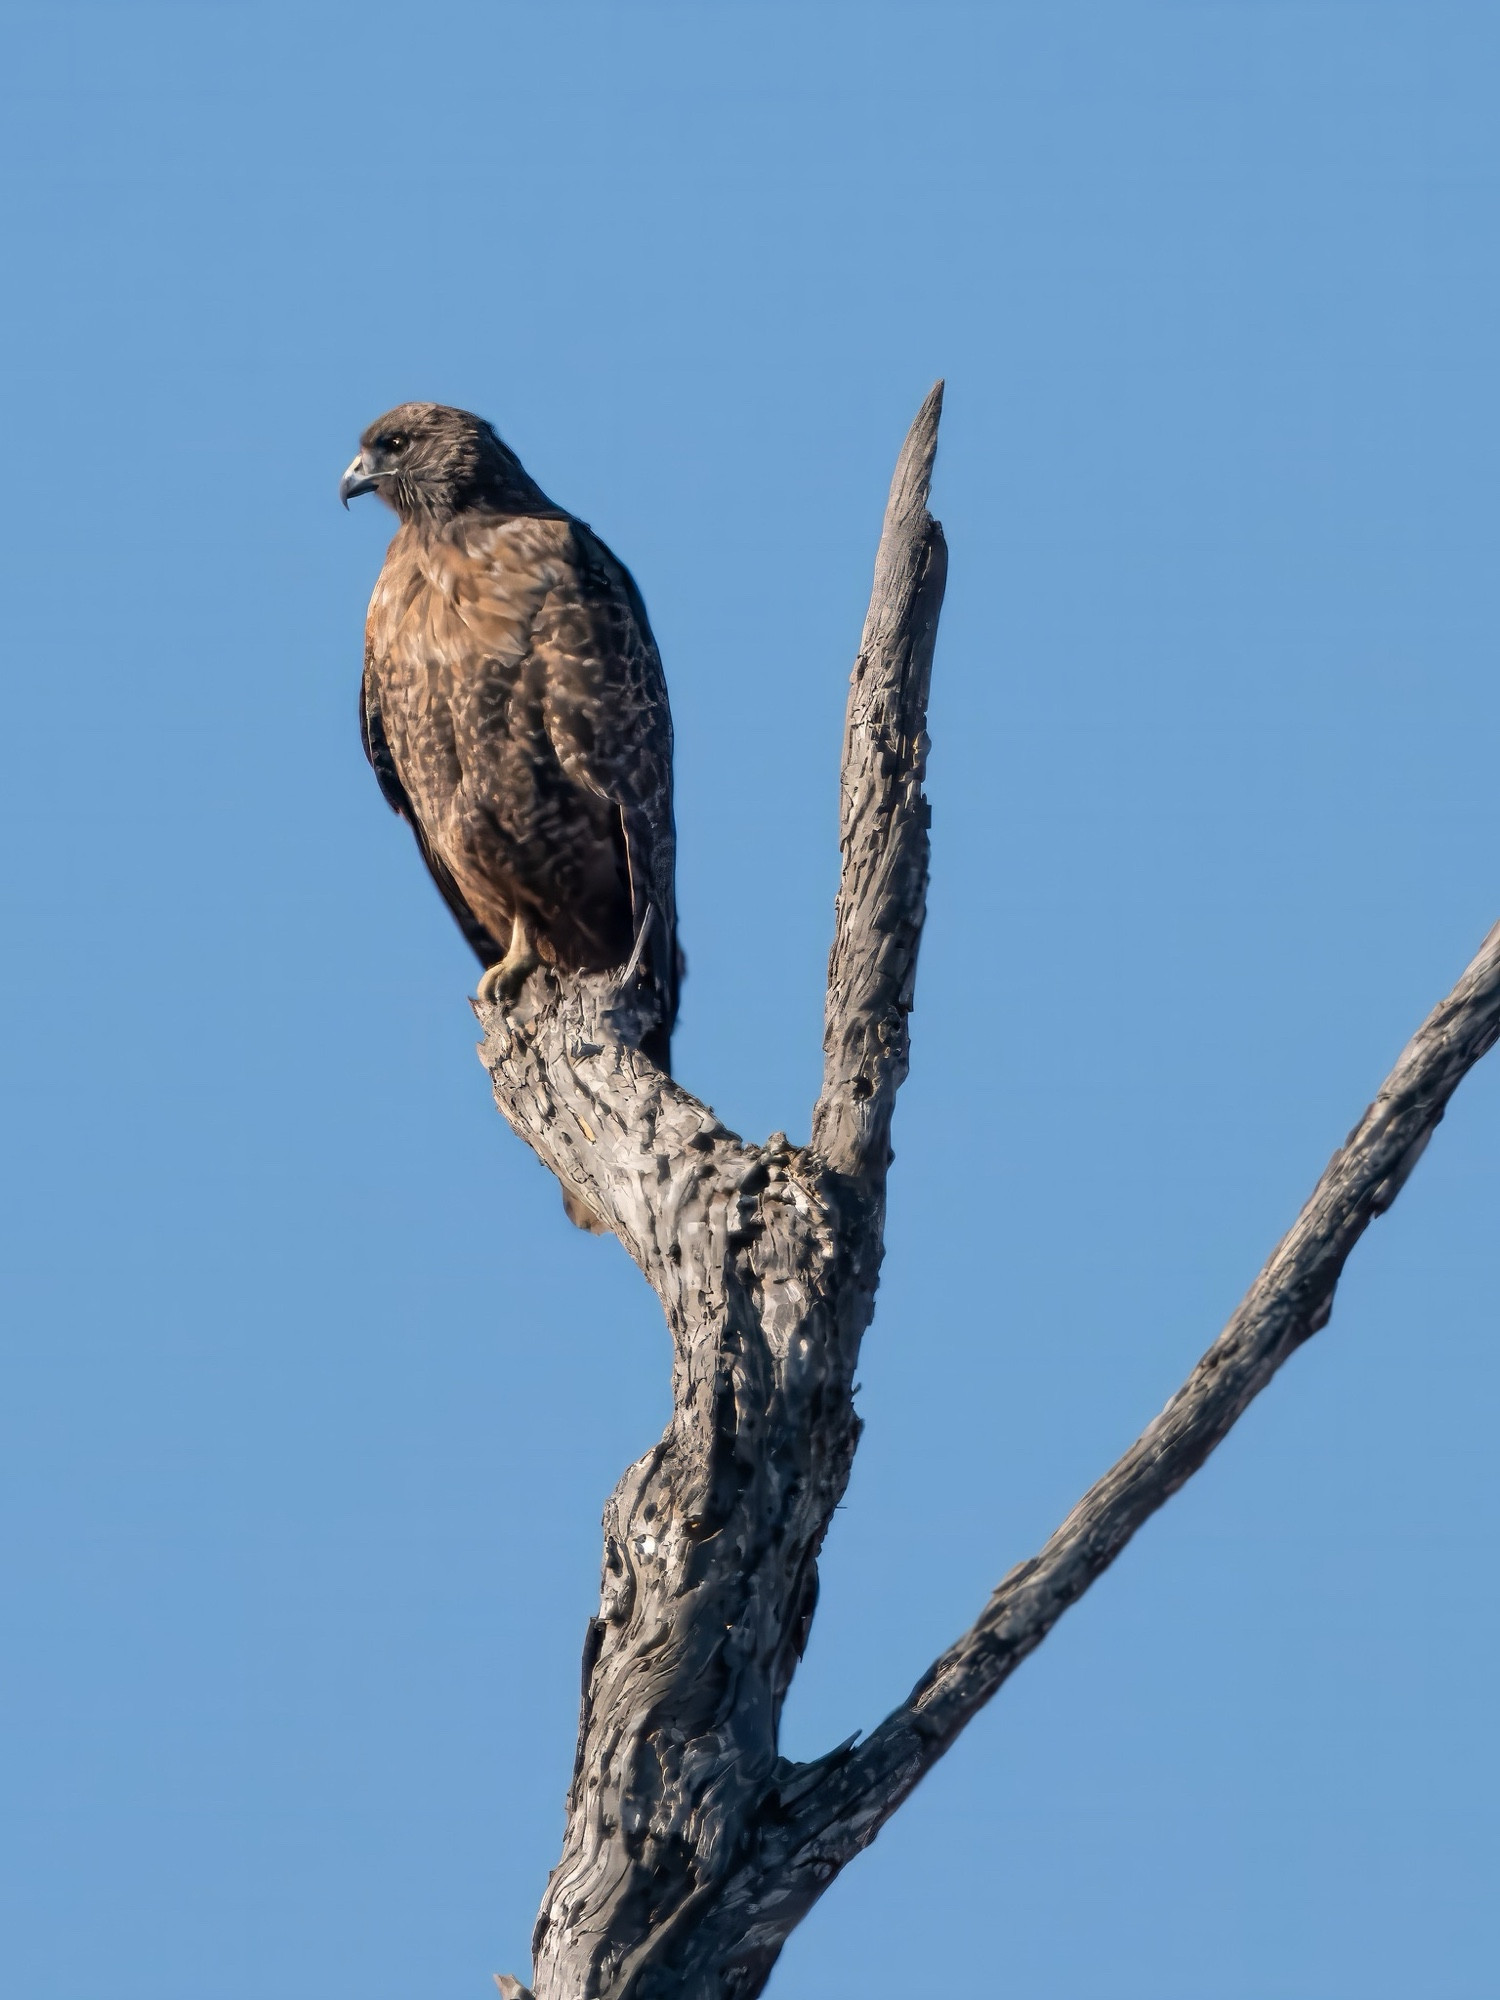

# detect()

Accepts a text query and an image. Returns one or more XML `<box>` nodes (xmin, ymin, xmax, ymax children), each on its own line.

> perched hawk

<box><xmin>342</xmin><ymin>403</ymin><xmax>680</xmax><ymax>1221</ymax></box>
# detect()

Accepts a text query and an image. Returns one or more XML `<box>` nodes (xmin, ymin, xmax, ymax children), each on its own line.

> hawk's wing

<box><xmin>360</xmin><ymin>663</ymin><xmax>506</xmax><ymax>968</ymax></box>
<box><xmin>531</xmin><ymin>521</ymin><xmax>680</xmax><ymax>1041</ymax></box>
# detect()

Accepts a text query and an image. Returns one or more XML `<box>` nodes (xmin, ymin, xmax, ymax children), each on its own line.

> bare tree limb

<box><xmin>476</xmin><ymin>972</ymin><xmax>751</xmax><ymax>1290</ymax></box>
<box><xmin>814</xmin><ymin>380</ymin><xmax>947</xmax><ymax>1185</ymax></box>
<box><xmin>767</xmin><ymin>917</ymin><xmax>1500</xmax><ymax>1884</ymax></box>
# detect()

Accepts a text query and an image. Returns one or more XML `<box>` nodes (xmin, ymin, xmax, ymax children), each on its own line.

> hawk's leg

<box><xmin>477</xmin><ymin>913</ymin><xmax>540</xmax><ymax>1009</ymax></box>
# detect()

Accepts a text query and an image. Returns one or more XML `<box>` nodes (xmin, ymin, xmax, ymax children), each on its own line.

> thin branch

<box><xmin>813</xmin><ymin>380</ymin><xmax>948</xmax><ymax>1184</ymax></box>
<box><xmin>779</xmin><ymin>917</ymin><xmax>1500</xmax><ymax>1869</ymax></box>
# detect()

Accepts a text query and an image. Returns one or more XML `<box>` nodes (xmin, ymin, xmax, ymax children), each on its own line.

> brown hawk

<box><xmin>342</xmin><ymin>403</ymin><xmax>681</xmax><ymax>1221</ymax></box>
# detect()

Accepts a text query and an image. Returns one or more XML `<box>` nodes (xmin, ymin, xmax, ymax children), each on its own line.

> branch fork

<box><xmin>472</xmin><ymin>385</ymin><xmax>1499</xmax><ymax>2000</ymax></box>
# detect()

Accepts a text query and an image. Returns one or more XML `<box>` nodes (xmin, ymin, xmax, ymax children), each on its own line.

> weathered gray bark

<box><xmin>476</xmin><ymin>387</ymin><xmax>1500</xmax><ymax>2000</ymax></box>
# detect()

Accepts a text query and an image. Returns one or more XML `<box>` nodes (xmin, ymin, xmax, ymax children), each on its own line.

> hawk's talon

<box><xmin>477</xmin><ymin>948</ymin><xmax>539</xmax><ymax>1011</ymax></box>
<box><xmin>478</xmin><ymin>914</ymin><xmax>540</xmax><ymax>1009</ymax></box>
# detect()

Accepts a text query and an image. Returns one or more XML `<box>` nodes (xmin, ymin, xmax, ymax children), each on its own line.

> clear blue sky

<box><xmin>1</xmin><ymin>5</ymin><xmax>1497</xmax><ymax>1996</ymax></box>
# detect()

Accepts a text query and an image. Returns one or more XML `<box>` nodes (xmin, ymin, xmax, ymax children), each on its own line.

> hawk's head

<box><xmin>340</xmin><ymin>403</ymin><xmax>545</xmax><ymax>526</ymax></box>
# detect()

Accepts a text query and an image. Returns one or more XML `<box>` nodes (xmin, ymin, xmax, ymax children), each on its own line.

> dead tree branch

<box><xmin>814</xmin><ymin>380</ymin><xmax>946</xmax><ymax>1184</ymax></box>
<box><xmin>760</xmin><ymin>916</ymin><xmax>1500</xmax><ymax>1894</ymax></box>
<box><xmin>474</xmin><ymin>386</ymin><xmax>1497</xmax><ymax>2000</ymax></box>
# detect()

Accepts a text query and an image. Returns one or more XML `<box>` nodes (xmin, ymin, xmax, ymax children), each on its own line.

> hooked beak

<box><xmin>339</xmin><ymin>451</ymin><xmax>383</xmax><ymax>508</ymax></box>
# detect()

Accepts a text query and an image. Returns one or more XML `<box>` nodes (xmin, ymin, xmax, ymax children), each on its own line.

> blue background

<box><xmin>1</xmin><ymin>5</ymin><xmax>1497</xmax><ymax>1996</ymax></box>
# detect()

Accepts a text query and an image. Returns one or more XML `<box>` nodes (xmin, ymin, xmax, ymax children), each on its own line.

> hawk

<box><xmin>342</xmin><ymin>403</ymin><xmax>681</xmax><ymax>1221</ymax></box>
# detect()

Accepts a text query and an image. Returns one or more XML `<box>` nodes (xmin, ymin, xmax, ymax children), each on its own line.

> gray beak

<box><xmin>339</xmin><ymin>451</ymin><xmax>381</xmax><ymax>508</ymax></box>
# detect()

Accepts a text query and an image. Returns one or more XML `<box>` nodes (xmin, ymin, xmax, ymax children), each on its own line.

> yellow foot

<box><xmin>477</xmin><ymin>948</ymin><xmax>539</xmax><ymax>1009</ymax></box>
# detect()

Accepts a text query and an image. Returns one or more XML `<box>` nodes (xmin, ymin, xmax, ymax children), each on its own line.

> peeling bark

<box><xmin>474</xmin><ymin>388</ymin><xmax>1499</xmax><ymax>1999</ymax></box>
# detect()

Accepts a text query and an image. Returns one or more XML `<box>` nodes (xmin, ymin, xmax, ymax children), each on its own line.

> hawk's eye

<box><xmin>382</xmin><ymin>433</ymin><xmax>408</xmax><ymax>453</ymax></box>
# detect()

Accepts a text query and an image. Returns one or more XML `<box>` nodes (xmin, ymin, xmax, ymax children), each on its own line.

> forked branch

<box><xmin>473</xmin><ymin>385</ymin><xmax>1497</xmax><ymax>2000</ymax></box>
<box><xmin>474</xmin><ymin>386</ymin><xmax>950</xmax><ymax>2000</ymax></box>
<box><xmin>768</xmin><ymin>917</ymin><xmax>1500</xmax><ymax>1890</ymax></box>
